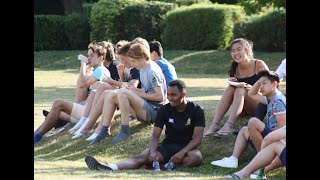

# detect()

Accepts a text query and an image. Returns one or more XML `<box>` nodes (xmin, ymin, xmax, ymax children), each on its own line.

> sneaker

<box><xmin>250</xmin><ymin>171</ymin><xmax>267</xmax><ymax>179</ymax></box>
<box><xmin>85</xmin><ymin>155</ymin><xmax>113</xmax><ymax>171</ymax></box>
<box><xmin>42</xmin><ymin>110</ymin><xmax>49</xmax><ymax>117</ymax></box>
<box><xmin>86</xmin><ymin>132</ymin><xmax>99</xmax><ymax>141</ymax></box>
<box><xmin>210</xmin><ymin>157</ymin><xmax>238</xmax><ymax>168</ymax></box>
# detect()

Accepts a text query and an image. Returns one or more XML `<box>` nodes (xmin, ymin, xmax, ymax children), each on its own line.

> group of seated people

<box><xmin>34</xmin><ymin>37</ymin><xmax>286</xmax><ymax>179</ymax></box>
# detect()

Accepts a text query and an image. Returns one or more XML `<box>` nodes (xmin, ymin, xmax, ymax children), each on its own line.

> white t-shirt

<box><xmin>276</xmin><ymin>59</ymin><xmax>286</xmax><ymax>81</ymax></box>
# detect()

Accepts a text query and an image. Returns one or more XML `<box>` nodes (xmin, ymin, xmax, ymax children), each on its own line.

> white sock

<box><xmin>75</xmin><ymin>118</ymin><xmax>90</xmax><ymax>134</ymax></box>
<box><xmin>108</xmin><ymin>163</ymin><xmax>118</xmax><ymax>171</ymax></box>
<box><xmin>69</xmin><ymin>116</ymin><xmax>87</xmax><ymax>132</ymax></box>
<box><xmin>70</xmin><ymin>117</ymin><xmax>79</xmax><ymax>124</ymax></box>
<box><xmin>229</xmin><ymin>156</ymin><xmax>238</xmax><ymax>161</ymax></box>
<box><xmin>86</xmin><ymin>132</ymin><xmax>99</xmax><ymax>141</ymax></box>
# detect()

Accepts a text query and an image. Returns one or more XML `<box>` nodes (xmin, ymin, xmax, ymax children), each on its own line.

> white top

<box><xmin>275</xmin><ymin>59</ymin><xmax>286</xmax><ymax>81</ymax></box>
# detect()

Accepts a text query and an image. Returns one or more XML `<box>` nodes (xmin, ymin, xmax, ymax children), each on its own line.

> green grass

<box><xmin>34</xmin><ymin>50</ymin><xmax>286</xmax><ymax>179</ymax></box>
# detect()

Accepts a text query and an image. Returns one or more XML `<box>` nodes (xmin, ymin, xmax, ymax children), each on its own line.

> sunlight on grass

<box><xmin>34</xmin><ymin>69</ymin><xmax>286</xmax><ymax>179</ymax></box>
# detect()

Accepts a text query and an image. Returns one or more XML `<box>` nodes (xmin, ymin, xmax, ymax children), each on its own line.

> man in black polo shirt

<box><xmin>84</xmin><ymin>79</ymin><xmax>206</xmax><ymax>171</ymax></box>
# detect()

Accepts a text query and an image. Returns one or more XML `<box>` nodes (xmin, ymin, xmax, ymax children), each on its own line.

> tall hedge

<box><xmin>34</xmin><ymin>14</ymin><xmax>89</xmax><ymax>51</ymax></box>
<box><xmin>233</xmin><ymin>10</ymin><xmax>286</xmax><ymax>52</ymax></box>
<box><xmin>89</xmin><ymin>0</ymin><xmax>142</xmax><ymax>43</ymax></box>
<box><xmin>114</xmin><ymin>1</ymin><xmax>176</xmax><ymax>42</ymax></box>
<box><xmin>162</xmin><ymin>4</ymin><xmax>244</xmax><ymax>50</ymax></box>
<box><xmin>34</xmin><ymin>15</ymin><xmax>67</xmax><ymax>50</ymax></box>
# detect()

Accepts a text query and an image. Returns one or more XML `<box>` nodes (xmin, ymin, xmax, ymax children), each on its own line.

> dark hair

<box><xmin>88</xmin><ymin>41</ymin><xmax>106</xmax><ymax>58</ymax></box>
<box><xmin>169</xmin><ymin>79</ymin><xmax>186</xmax><ymax>93</ymax></box>
<box><xmin>149</xmin><ymin>40</ymin><xmax>163</xmax><ymax>57</ymax></box>
<box><xmin>98</xmin><ymin>41</ymin><xmax>115</xmax><ymax>61</ymax></box>
<box><xmin>257</xmin><ymin>70</ymin><xmax>280</xmax><ymax>83</ymax></box>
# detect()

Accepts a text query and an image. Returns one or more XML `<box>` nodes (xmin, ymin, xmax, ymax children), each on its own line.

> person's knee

<box><xmin>248</xmin><ymin>117</ymin><xmax>262</xmax><ymax>131</ymax></box>
<box><xmin>184</xmin><ymin>151</ymin><xmax>203</xmax><ymax>167</ymax></box>
<box><xmin>239</xmin><ymin>126</ymin><xmax>249</xmax><ymax>139</ymax></box>
<box><xmin>132</xmin><ymin>151</ymin><xmax>150</xmax><ymax>164</ymax></box>
<box><xmin>234</xmin><ymin>88</ymin><xmax>246</xmax><ymax>97</ymax></box>
<box><xmin>117</xmin><ymin>89</ymin><xmax>130</xmax><ymax>100</ymax></box>
<box><xmin>52</xmin><ymin>99</ymin><xmax>66</xmax><ymax>110</ymax></box>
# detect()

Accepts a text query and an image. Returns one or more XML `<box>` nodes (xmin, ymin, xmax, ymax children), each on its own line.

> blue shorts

<box><xmin>254</xmin><ymin>103</ymin><xmax>267</xmax><ymax>121</ymax></box>
<box><xmin>157</xmin><ymin>142</ymin><xmax>187</xmax><ymax>163</ymax></box>
<box><xmin>280</xmin><ymin>147</ymin><xmax>286</xmax><ymax>167</ymax></box>
<box><xmin>248</xmin><ymin>126</ymin><xmax>272</xmax><ymax>150</ymax></box>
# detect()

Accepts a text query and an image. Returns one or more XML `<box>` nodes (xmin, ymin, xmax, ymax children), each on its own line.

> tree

<box><xmin>238</xmin><ymin>0</ymin><xmax>286</xmax><ymax>15</ymax></box>
<box><xmin>59</xmin><ymin>0</ymin><xmax>83</xmax><ymax>15</ymax></box>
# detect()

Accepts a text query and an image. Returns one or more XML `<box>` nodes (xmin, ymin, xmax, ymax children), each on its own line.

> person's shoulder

<box><xmin>188</xmin><ymin>101</ymin><xmax>204</xmax><ymax>111</ymax></box>
<box><xmin>254</xmin><ymin>59</ymin><xmax>269</xmax><ymax>70</ymax></box>
<box><xmin>273</xmin><ymin>91</ymin><xmax>286</xmax><ymax>104</ymax></box>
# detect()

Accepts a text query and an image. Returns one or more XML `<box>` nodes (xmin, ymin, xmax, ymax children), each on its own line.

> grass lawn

<box><xmin>34</xmin><ymin>50</ymin><xmax>286</xmax><ymax>179</ymax></box>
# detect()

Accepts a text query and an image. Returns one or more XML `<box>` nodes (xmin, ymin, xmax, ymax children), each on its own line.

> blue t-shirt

<box><xmin>139</xmin><ymin>60</ymin><xmax>167</xmax><ymax>106</ymax></box>
<box><xmin>156</xmin><ymin>57</ymin><xmax>177</xmax><ymax>88</ymax></box>
<box><xmin>265</xmin><ymin>90</ymin><xmax>286</xmax><ymax>129</ymax></box>
<box><xmin>92</xmin><ymin>66</ymin><xmax>110</xmax><ymax>82</ymax></box>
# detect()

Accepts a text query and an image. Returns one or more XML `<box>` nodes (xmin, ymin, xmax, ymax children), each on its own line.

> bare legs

<box><xmin>232</xmin><ymin>141</ymin><xmax>286</xmax><ymax>178</ymax></box>
<box><xmin>36</xmin><ymin>99</ymin><xmax>73</xmax><ymax>135</ymax></box>
<box><xmin>205</xmin><ymin>86</ymin><xmax>259</xmax><ymax>136</ymax></box>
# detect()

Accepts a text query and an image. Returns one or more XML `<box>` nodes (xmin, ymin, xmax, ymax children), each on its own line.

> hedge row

<box><xmin>114</xmin><ymin>1</ymin><xmax>176</xmax><ymax>42</ymax></box>
<box><xmin>162</xmin><ymin>4</ymin><xmax>244</xmax><ymax>50</ymax></box>
<box><xmin>34</xmin><ymin>13</ymin><xmax>89</xmax><ymax>51</ymax></box>
<box><xmin>233</xmin><ymin>10</ymin><xmax>286</xmax><ymax>52</ymax></box>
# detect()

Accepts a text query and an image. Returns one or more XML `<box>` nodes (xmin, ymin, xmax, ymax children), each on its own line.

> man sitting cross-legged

<box><xmin>85</xmin><ymin>79</ymin><xmax>205</xmax><ymax>171</ymax></box>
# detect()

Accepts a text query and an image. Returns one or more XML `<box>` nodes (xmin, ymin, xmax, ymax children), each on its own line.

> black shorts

<box><xmin>157</xmin><ymin>142</ymin><xmax>187</xmax><ymax>163</ymax></box>
<box><xmin>248</xmin><ymin>126</ymin><xmax>272</xmax><ymax>150</ymax></box>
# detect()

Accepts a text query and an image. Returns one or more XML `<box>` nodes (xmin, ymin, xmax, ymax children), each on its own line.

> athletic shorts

<box><xmin>248</xmin><ymin>126</ymin><xmax>272</xmax><ymax>150</ymax></box>
<box><xmin>136</xmin><ymin>101</ymin><xmax>160</xmax><ymax>124</ymax></box>
<box><xmin>280</xmin><ymin>147</ymin><xmax>286</xmax><ymax>167</ymax></box>
<box><xmin>70</xmin><ymin>103</ymin><xmax>86</xmax><ymax>120</ymax></box>
<box><xmin>157</xmin><ymin>142</ymin><xmax>187</xmax><ymax>163</ymax></box>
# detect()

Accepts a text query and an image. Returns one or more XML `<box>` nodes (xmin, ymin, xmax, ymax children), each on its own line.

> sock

<box><xmin>69</xmin><ymin>116</ymin><xmax>86</xmax><ymax>132</ymax></box>
<box><xmin>34</xmin><ymin>131</ymin><xmax>43</xmax><ymax>144</ymax></box>
<box><xmin>75</xmin><ymin>118</ymin><xmax>90</xmax><ymax>134</ymax></box>
<box><xmin>89</xmin><ymin>126</ymin><xmax>111</xmax><ymax>145</ymax></box>
<box><xmin>229</xmin><ymin>156</ymin><xmax>238</xmax><ymax>161</ymax></box>
<box><xmin>86</xmin><ymin>132</ymin><xmax>99</xmax><ymax>141</ymax></box>
<box><xmin>108</xmin><ymin>163</ymin><xmax>118</xmax><ymax>171</ymax></box>
<box><xmin>112</xmin><ymin>125</ymin><xmax>130</xmax><ymax>143</ymax></box>
<box><xmin>70</xmin><ymin>116</ymin><xmax>79</xmax><ymax>124</ymax></box>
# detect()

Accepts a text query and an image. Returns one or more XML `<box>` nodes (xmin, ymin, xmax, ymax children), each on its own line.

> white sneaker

<box><xmin>211</xmin><ymin>157</ymin><xmax>238</xmax><ymax>168</ymax></box>
<box><xmin>250</xmin><ymin>171</ymin><xmax>267</xmax><ymax>179</ymax></box>
<box><xmin>86</xmin><ymin>132</ymin><xmax>99</xmax><ymax>141</ymax></box>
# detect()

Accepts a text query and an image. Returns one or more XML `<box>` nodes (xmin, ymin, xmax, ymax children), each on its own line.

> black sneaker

<box><xmin>85</xmin><ymin>155</ymin><xmax>113</xmax><ymax>171</ymax></box>
<box><xmin>42</xmin><ymin>110</ymin><xmax>49</xmax><ymax>117</ymax></box>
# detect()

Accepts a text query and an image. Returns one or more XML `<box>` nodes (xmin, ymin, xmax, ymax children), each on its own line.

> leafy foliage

<box><xmin>114</xmin><ymin>1</ymin><xmax>176</xmax><ymax>42</ymax></box>
<box><xmin>238</xmin><ymin>0</ymin><xmax>286</xmax><ymax>15</ymax></box>
<box><xmin>162</xmin><ymin>4</ymin><xmax>244</xmax><ymax>50</ymax></box>
<box><xmin>233</xmin><ymin>10</ymin><xmax>286</xmax><ymax>52</ymax></box>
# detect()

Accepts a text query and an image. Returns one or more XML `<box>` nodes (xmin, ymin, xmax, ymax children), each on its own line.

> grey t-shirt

<box><xmin>139</xmin><ymin>60</ymin><xmax>167</xmax><ymax>106</ymax></box>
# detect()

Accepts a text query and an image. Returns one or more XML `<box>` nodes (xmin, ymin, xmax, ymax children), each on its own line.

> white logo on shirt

<box><xmin>169</xmin><ymin>118</ymin><xmax>174</xmax><ymax>123</ymax></box>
